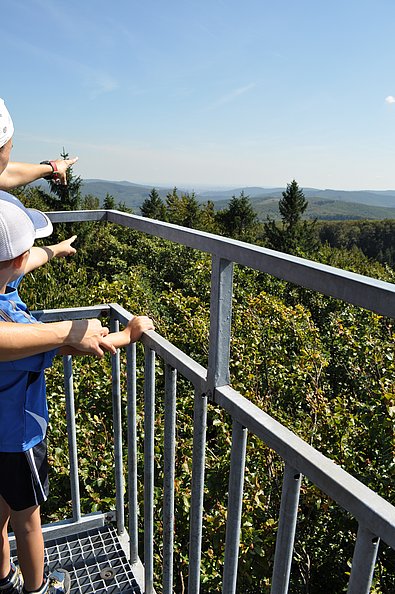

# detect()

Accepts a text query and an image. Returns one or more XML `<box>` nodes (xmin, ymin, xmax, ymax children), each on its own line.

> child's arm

<box><xmin>24</xmin><ymin>236</ymin><xmax>77</xmax><ymax>273</ymax></box>
<box><xmin>58</xmin><ymin>316</ymin><xmax>154</xmax><ymax>356</ymax></box>
<box><xmin>109</xmin><ymin>316</ymin><xmax>155</xmax><ymax>349</ymax></box>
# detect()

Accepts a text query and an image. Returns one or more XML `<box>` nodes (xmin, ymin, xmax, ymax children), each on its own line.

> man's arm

<box><xmin>0</xmin><ymin>157</ymin><xmax>78</xmax><ymax>189</ymax></box>
<box><xmin>0</xmin><ymin>319</ymin><xmax>116</xmax><ymax>361</ymax></box>
<box><xmin>58</xmin><ymin>316</ymin><xmax>155</xmax><ymax>355</ymax></box>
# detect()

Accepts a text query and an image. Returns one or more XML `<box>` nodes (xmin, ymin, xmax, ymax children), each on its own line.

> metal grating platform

<box><xmin>13</xmin><ymin>524</ymin><xmax>141</xmax><ymax>594</ymax></box>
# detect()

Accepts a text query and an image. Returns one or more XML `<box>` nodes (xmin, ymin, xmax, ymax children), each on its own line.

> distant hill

<box><xmin>79</xmin><ymin>179</ymin><xmax>173</xmax><ymax>209</ymax></box>
<box><xmin>242</xmin><ymin>195</ymin><xmax>395</xmax><ymax>221</ymax></box>
<box><xmin>33</xmin><ymin>179</ymin><xmax>395</xmax><ymax>220</ymax></box>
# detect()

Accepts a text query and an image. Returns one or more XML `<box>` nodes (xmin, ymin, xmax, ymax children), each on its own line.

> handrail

<box><xmin>37</xmin><ymin>303</ymin><xmax>395</xmax><ymax>590</ymax></box>
<box><xmin>47</xmin><ymin>209</ymin><xmax>395</xmax><ymax>317</ymax></box>
<box><xmin>38</xmin><ymin>209</ymin><xmax>395</xmax><ymax>594</ymax></box>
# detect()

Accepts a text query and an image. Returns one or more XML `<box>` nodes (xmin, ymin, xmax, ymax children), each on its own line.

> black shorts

<box><xmin>0</xmin><ymin>440</ymin><xmax>49</xmax><ymax>511</ymax></box>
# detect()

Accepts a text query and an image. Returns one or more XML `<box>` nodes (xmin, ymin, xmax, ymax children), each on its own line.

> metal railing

<box><xmin>37</xmin><ymin>209</ymin><xmax>395</xmax><ymax>593</ymax></box>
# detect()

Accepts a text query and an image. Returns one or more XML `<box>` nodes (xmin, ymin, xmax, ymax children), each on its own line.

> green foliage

<box><xmin>140</xmin><ymin>188</ymin><xmax>167</xmax><ymax>220</ymax></box>
<box><xmin>264</xmin><ymin>180</ymin><xmax>318</xmax><ymax>255</ymax></box>
<box><xmin>166</xmin><ymin>187</ymin><xmax>202</xmax><ymax>228</ymax></box>
<box><xmin>318</xmin><ymin>219</ymin><xmax>395</xmax><ymax>267</ymax></box>
<box><xmin>38</xmin><ymin>149</ymin><xmax>83</xmax><ymax>211</ymax></box>
<box><xmin>12</xmin><ymin>178</ymin><xmax>395</xmax><ymax>592</ymax></box>
<box><xmin>216</xmin><ymin>191</ymin><xmax>261</xmax><ymax>241</ymax></box>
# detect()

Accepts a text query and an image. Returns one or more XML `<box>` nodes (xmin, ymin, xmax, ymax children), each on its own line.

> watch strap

<box><xmin>40</xmin><ymin>160</ymin><xmax>61</xmax><ymax>183</ymax></box>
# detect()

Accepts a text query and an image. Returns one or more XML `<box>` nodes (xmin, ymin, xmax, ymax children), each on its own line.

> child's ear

<box><xmin>12</xmin><ymin>251</ymin><xmax>29</xmax><ymax>269</ymax></box>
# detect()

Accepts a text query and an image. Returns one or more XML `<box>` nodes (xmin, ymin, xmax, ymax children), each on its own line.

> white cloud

<box><xmin>385</xmin><ymin>95</ymin><xmax>395</xmax><ymax>104</ymax></box>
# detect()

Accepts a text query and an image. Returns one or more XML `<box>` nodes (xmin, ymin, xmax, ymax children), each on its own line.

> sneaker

<box><xmin>46</xmin><ymin>570</ymin><xmax>70</xmax><ymax>594</ymax></box>
<box><xmin>0</xmin><ymin>562</ymin><xmax>23</xmax><ymax>593</ymax></box>
<box><xmin>29</xmin><ymin>570</ymin><xmax>71</xmax><ymax>594</ymax></box>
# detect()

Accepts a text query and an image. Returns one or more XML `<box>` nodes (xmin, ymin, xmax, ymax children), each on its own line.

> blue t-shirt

<box><xmin>0</xmin><ymin>276</ymin><xmax>57</xmax><ymax>452</ymax></box>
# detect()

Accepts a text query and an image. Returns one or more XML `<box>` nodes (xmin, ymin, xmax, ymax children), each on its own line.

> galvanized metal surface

<box><xmin>222</xmin><ymin>421</ymin><xmax>248</xmax><ymax>594</ymax></box>
<box><xmin>144</xmin><ymin>347</ymin><xmax>156</xmax><ymax>594</ymax></box>
<box><xmin>207</xmin><ymin>256</ymin><xmax>234</xmax><ymax>393</ymax></box>
<box><xmin>63</xmin><ymin>355</ymin><xmax>81</xmax><ymax>523</ymax></box>
<box><xmin>35</xmin><ymin>209</ymin><xmax>395</xmax><ymax>592</ymax></box>
<box><xmin>37</xmin><ymin>304</ymin><xmax>395</xmax><ymax>552</ymax></box>
<box><xmin>270</xmin><ymin>465</ymin><xmax>302</xmax><ymax>594</ymax></box>
<box><xmin>347</xmin><ymin>525</ymin><xmax>380</xmax><ymax>594</ymax></box>
<box><xmin>110</xmin><ymin>317</ymin><xmax>125</xmax><ymax>536</ymax></box>
<box><xmin>47</xmin><ymin>209</ymin><xmax>395</xmax><ymax>317</ymax></box>
<box><xmin>163</xmin><ymin>365</ymin><xmax>177</xmax><ymax>594</ymax></box>
<box><xmin>188</xmin><ymin>391</ymin><xmax>208</xmax><ymax>594</ymax></box>
<box><xmin>214</xmin><ymin>384</ymin><xmax>395</xmax><ymax>550</ymax></box>
<box><xmin>12</xmin><ymin>525</ymin><xmax>141</xmax><ymax>594</ymax></box>
<box><xmin>126</xmin><ymin>343</ymin><xmax>139</xmax><ymax>565</ymax></box>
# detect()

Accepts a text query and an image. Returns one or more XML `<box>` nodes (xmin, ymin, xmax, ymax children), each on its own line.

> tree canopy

<box><xmin>13</xmin><ymin>165</ymin><xmax>395</xmax><ymax>593</ymax></box>
<box><xmin>264</xmin><ymin>179</ymin><xmax>318</xmax><ymax>254</ymax></box>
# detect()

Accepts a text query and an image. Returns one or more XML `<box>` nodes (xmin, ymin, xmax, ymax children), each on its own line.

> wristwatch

<box><xmin>40</xmin><ymin>160</ymin><xmax>61</xmax><ymax>183</ymax></box>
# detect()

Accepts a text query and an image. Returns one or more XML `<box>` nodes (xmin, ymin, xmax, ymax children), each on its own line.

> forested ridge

<box><xmin>13</xmin><ymin>174</ymin><xmax>395</xmax><ymax>593</ymax></box>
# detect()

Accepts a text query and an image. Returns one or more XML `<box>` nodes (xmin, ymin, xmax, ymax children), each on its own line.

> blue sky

<box><xmin>3</xmin><ymin>0</ymin><xmax>395</xmax><ymax>190</ymax></box>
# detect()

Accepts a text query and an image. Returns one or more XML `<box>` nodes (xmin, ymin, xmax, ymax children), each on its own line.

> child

<box><xmin>0</xmin><ymin>191</ymin><xmax>154</xmax><ymax>594</ymax></box>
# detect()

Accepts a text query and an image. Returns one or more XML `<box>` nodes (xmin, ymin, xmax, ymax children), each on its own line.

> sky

<box><xmin>3</xmin><ymin>0</ymin><xmax>395</xmax><ymax>191</ymax></box>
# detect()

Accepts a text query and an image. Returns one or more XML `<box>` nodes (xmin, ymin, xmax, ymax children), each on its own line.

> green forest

<box><xmin>13</xmin><ymin>174</ymin><xmax>395</xmax><ymax>593</ymax></box>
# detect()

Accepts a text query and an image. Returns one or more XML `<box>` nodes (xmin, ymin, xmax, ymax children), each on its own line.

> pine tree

<box><xmin>140</xmin><ymin>188</ymin><xmax>166</xmax><ymax>220</ymax></box>
<box><xmin>216</xmin><ymin>191</ymin><xmax>259</xmax><ymax>241</ymax></box>
<box><xmin>103</xmin><ymin>193</ymin><xmax>116</xmax><ymax>209</ymax></box>
<box><xmin>166</xmin><ymin>188</ymin><xmax>201</xmax><ymax>228</ymax></box>
<box><xmin>200</xmin><ymin>200</ymin><xmax>220</xmax><ymax>234</ymax></box>
<box><xmin>45</xmin><ymin>148</ymin><xmax>82</xmax><ymax>211</ymax></box>
<box><xmin>264</xmin><ymin>180</ymin><xmax>318</xmax><ymax>254</ymax></box>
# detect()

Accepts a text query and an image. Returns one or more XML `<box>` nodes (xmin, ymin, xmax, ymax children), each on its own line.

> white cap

<box><xmin>0</xmin><ymin>98</ymin><xmax>14</xmax><ymax>148</ymax></box>
<box><xmin>0</xmin><ymin>191</ymin><xmax>53</xmax><ymax>261</ymax></box>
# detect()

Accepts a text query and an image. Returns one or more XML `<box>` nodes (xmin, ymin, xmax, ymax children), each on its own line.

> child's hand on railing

<box><xmin>125</xmin><ymin>315</ymin><xmax>155</xmax><ymax>344</ymax></box>
<box><xmin>102</xmin><ymin>315</ymin><xmax>155</xmax><ymax>351</ymax></box>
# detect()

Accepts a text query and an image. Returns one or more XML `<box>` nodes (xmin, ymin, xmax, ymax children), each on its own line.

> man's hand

<box><xmin>61</xmin><ymin>316</ymin><xmax>154</xmax><ymax>357</ymax></box>
<box><xmin>67</xmin><ymin>319</ymin><xmax>117</xmax><ymax>357</ymax></box>
<box><xmin>52</xmin><ymin>157</ymin><xmax>78</xmax><ymax>185</ymax></box>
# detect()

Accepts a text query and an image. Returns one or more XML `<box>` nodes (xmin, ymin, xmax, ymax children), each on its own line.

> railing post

<box><xmin>110</xmin><ymin>316</ymin><xmax>125</xmax><ymax>535</ymax></box>
<box><xmin>163</xmin><ymin>365</ymin><xmax>177</xmax><ymax>594</ymax></box>
<box><xmin>347</xmin><ymin>525</ymin><xmax>380</xmax><ymax>594</ymax></box>
<box><xmin>271</xmin><ymin>464</ymin><xmax>302</xmax><ymax>594</ymax></box>
<box><xmin>63</xmin><ymin>355</ymin><xmax>81</xmax><ymax>523</ymax></box>
<box><xmin>144</xmin><ymin>346</ymin><xmax>156</xmax><ymax>594</ymax></box>
<box><xmin>207</xmin><ymin>255</ymin><xmax>234</xmax><ymax>393</ymax></box>
<box><xmin>126</xmin><ymin>342</ymin><xmax>138</xmax><ymax>564</ymax></box>
<box><xmin>222</xmin><ymin>420</ymin><xmax>248</xmax><ymax>594</ymax></box>
<box><xmin>188</xmin><ymin>390</ymin><xmax>208</xmax><ymax>594</ymax></box>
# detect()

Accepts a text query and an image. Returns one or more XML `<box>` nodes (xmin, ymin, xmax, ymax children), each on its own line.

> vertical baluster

<box><xmin>110</xmin><ymin>316</ymin><xmax>125</xmax><ymax>535</ymax></box>
<box><xmin>271</xmin><ymin>464</ymin><xmax>302</xmax><ymax>594</ymax></box>
<box><xmin>347</xmin><ymin>525</ymin><xmax>380</xmax><ymax>594</ymax></box>
<box><xmin>188</xmin><ymin>390</ymin><xmax>208</xmax><ymax>594</ymax></box>
<box><xmin>144</xmin><ymin>347</ymin><xmax>156</xmax><ymax>594</ymax></box>
<box><xmin>207</xmin><ymin>255</ymin><xmax>234</xmax><ymax>392</ymax></box>
<box><xmin>222</xmin><ymin>420</ymin><xmax>248</xmax><ymax>594</ymax></box>
<box><xmin>126</xmin><ymin>342</ymin><xmax>138</xmax><ymax>563</ymax></box>
<box><xmin>63</xmin><ymin>355</ymin><xmax>81</xmax><ymax>522</ymax></box>
<box><xmin>163</xmin><ymin>365</ymin><xmax>177</xmax><ymax>594</ymax></box>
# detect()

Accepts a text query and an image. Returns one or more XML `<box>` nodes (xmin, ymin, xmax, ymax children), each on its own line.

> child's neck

<box><xmin>0</xmin><ymin>273</ymin><xmax>13</xmax><ymax>294</ymax></box>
